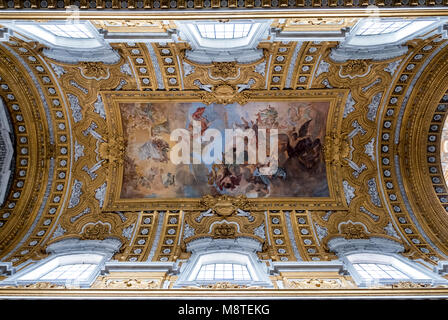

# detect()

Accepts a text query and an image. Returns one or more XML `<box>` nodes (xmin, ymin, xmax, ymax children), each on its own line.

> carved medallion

<box><xmin>199</xmin><ymin>195</ymin><xmax>253</xmax><ymax>217</ymax></box>
<box><xmin>340</xmin><ymin>60</ymin><xmax>371</xmax><ymax>78</ymax></box>
<box><xmin>199</xmin><ymin>84</ymin><xmax>251</xmax><ymax>105</ymax></box>
<box><xmin>212</xmin><ymin>223</ymin><xmax>237</xmax><ymax>239</ymax></box>
<box><xmin>339</xmin><ymin>221</ymin><xmax>369</xmax><ymax>239</ymax></box>
<box><xmin>79</xmin><ymin>62</ymin><xmax>110</xmax><ymax>80</ymax></box>
<box><xmin>81</xmin><ymin>221</ymin><xmax>111</xmax><ymax>240</ymax></box>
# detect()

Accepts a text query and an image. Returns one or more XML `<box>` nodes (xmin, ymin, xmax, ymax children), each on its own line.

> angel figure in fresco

<box><xmin>255</xmin><ymin>105</ymin><xmax>279</xmax><ymax>128</ymax></box>
<box><xmin>189</xmin><ymin>106</ymin><xmax>210</xmax><ymax>135</ymax></box>
<box><xmin>137</xmin><ymin>167</ymin><xmax>159</xmax><ymax>188</ymax></box>
<box><xmin>124</xmin><ymin>103</ymin><xmax>168</xmax><ymax>132</ymax></box>
<box><xmin>287</xmin><ymin>103</ymin><xmax>313</xmax><ymax>129</ymax></box>
<box><xmin>151</xmin><ymin>120</ymin><xmax>170</xmax><ymax>136</ymax></box>
<box><xmin>286</xmin><ymin>119</ymin><xmax>322</xmax><ymax>170</ymax></box>
<box><xmin>138</xmin><ymin>137</ymin><xmax>170</xmax><ymax>162</ymax></box>
<box><xmin>210</xmin><ymin>163</ymin><xmax>243</xmax><ymax>191</ymax></box>
<box><xmin>238</xmin><ymin>116</ymin><xmax>256</xmax><ymax>132</ymax></box>
<box><xmin>140</xmin><ymin>103</ymin><xmax>167</xmax><ymax>124</ymax></box>
<box><xmin>238</xmin><ymin>105</ymin><xmax>278</xmax><ymax>149</ymax></box>
<box><xmin>161</xmin><ymin>172</ymin><xmax>175</xmax><ymax>188</ymax></box>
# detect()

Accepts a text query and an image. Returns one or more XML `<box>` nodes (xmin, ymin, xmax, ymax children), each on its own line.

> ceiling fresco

<box><xmin>118</xmin><ymin>100</ymin><xmax>330</xmax><ymax>199</ymax></box>
<box><xmin>0</xmin><ymin>9</ymin><xmax>448</xmax><ymax>297</ymax></box>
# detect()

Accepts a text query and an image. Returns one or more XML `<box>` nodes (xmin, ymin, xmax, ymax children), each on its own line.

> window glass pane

<box><xmin>78</xmin><ymin>265</ymin><xmax>97</xmax><ymax>280</ymax></box>
<box><xmin>354</xmin><ymin>263</ymin><xmax>410</xmax><ymax>280</ymax></box>
<box><xmin>40</xmin><ymin>263</ymin><xmax>96</xmax><ymax>281</ymax></box>
<box><xmin>196</xmin><ymin>23</ymin><xmax>253</xmax><ymax>39</ymax></box>
<box><xmin>41</xmin><ymin>24</ymin><xmax>94</xmax><ymax>39</ymax></box>
<box><xmin>356</xmin><ymin>20</ymin><xmax>412</xmax><ymax>36</ymax></box>
<box><xmin>195</xmin><ymin>263</ymin><xmax>252</xmax><ymax>281</ymax></box>
<box><xmin>377</xmin><ymin>264</ymin><xmax>409</xmax><ymax>279</ymax></box>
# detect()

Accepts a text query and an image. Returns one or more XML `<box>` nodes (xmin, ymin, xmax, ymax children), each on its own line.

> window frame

<box><xmin>195</xmin><ymin>22</ymin><xmax>255</xmax><ymax>40</ymax></box>
<box><xmin>344</xmin><ymin>252</ymin><xmax>442</xmax><ymax>287</ymax></box>
<box><xmin>195</xmin><ymin>262</ymin><xmax>252</xmax><ymax>281</ymax></box>
<box><xmin>5</xmin><ymin>20</ymin><xmax>105</xmax><ymax>50</ymax></box>
<box><xmin>344</xmin><ymin>18</ymin><xmax>440</xmax><ymax>47</ymax></box>
<box><xmin>3</xmin><ymin>253</ymin><xmax>105</xmax><ymax>288</ymax></box>
<box><xmin>186</xmin><ymin>252</ymin><xmax>259</xmax><ymax>285</ymax></box>
<box><xmin>177</xmin><ymin>20</ymin><xmax>269</xmax><ymax>52</ymax></box>
<box><xmin>173</xmin><ymin>238</ymin><xmax>273</xmax><ymax>288</ymax></box>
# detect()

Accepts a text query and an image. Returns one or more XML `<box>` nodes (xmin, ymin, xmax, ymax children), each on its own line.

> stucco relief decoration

<box><xmin>391</xmin><ymin>282</ymin><xmax>431</xmax><ymax>289</ymax></box>
<box><xmin>99</xmin><ymin>136</ymin><xmax>126</xmax><ymax>167</ymax></box>
<box><xmin>198</xmin><ymin>282</ymin><xmax>256</xmax><ymax>289</ymax></box>
<box><xmin>199</xmin><ymin>84</ymin><xmax>251</xmax><ymax>105</ymax></box>
<box><xmin>94</xmin><ymin>278</ymin><xmax>161</xmax><ymax>289</ymax></box>
<box><xmin>80</xmin><ymin>221</ymin><xmax>112</xmax><ymax>240</ymax></box>
<box><xmin>285</xmin><ymin>278</ymin><xmax>343</xmax><ymax>289</ymax></box>
<box><xmin>199</xmin><ymin>195</ymin><xmax>253</xmax><ymax>217</ymax></box>
<box><xmin>339</xmin><ymin>60</ymin><xmax>371</xmax><ymax>79</ymax></box>
<box><xmin>79</xmin><ymin>62</ymin><xmax>110</xmax><ymax>81</ymax></box>
<box><xmin>211</xmin><ymin>222</ymin><xmax>238</xmax><ymax>239</ymax></box>
<box><xmin>209</xmin><ymin>62</ymin><xmax>239</xmax><ymax>80</ymax></box>
<box><xmin>4</xmin><ymin>283</ymin><xmax>66</xmax><ymax>289</ymax></box>
<box><xmin>338</xmin><ymin>221</ymin><xmax>370</xmax><ymax>239</ymax></box>
<box><xmin>323</xmin><ymin>132</ymin><xmax>350</xmax><ymax>166</ymax></box>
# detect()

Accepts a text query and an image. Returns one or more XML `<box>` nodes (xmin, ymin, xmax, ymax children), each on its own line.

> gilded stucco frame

<box><xmin>100</xmin><ymin>89</ymin><xmax>349</xmax><ymax>212</ymax></box>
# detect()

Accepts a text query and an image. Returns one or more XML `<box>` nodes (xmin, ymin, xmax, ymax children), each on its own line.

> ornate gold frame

<box><xmin>101</xmin><ymin>89</ymin><xmax>348</xmax><ymax>212</ymax></box>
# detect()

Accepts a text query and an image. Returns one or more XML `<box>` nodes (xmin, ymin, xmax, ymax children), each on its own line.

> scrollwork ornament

<box><xmin>94</xmin><ymin>277</ymin><xmax>160</xmax><ymax>289</ymax></box>
<box><xmin>79</xmin><ymin>62</ymin><xmax>110</xmax><ymax>81</ymax></box>
<box><xmin>212</xmin><ymin>223</ymin><xmax>237</xmax><ymax>239</ymax></box>
<box><xmin>80</xmin><ymin>221</ymin><xmax>111</xmax><ymax>240</ymax></box>
<box><xmin>199</xmin><ymin>195</ymin><xmax>253</xmax><ymax>217</ymax></box>
<box><xmin>285</xmin><ymin>278</ymin><xmax>343</xmax><ymax>289</ymax></box>
<box><xmin>391</xmin><ymin>282</ymin><xmax>430</xmax><ymax>289</ymax></box>
<box><xmin>323</xmin><ymin>132</ymin><xmax>349</xmax><ymax>166</ymax></box>
<box><xmin>99</xmin><ymin>136</ymin><xmax>126</xmax><ymax>166</ymax></box>
<box><xmin>200</xmin><ymin>282</ymin><xmax>259</xmax><ymax>289</ymax></box>
<box><xmin>339</xmin><ymin>60</ymin><xmax>371</xmax><ymax>79</ymax></box>
<box><xmin>15</xmin><ymin>282</ymin><xmax>66</xmax><ymax>289</ymax></box>
<box><xmin>199</xmin><ymin>84</ymin><xmax>251</xmax><ymax>105</ymax></box>
<box><xmin>339</xmin><ymin>221</ymin><xmax>369</xmax><ymax>239</ymax></box>
<box><xmin>209</xmin><ymin>62</ymin><xmax>239</xmax><ymax>80</ymax></box>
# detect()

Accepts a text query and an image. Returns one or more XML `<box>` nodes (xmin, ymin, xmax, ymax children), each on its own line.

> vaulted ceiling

<box><xmin>1</xmin><ymin>7</ymin><xmax>448</xmax><ymax>288</ymax></box>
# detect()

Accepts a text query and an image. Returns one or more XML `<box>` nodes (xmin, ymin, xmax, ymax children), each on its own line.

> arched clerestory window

<box><xmin>328</xmin><ymin>237</ymin><xmax>448</xmax><ymax>288</ymax></box>
<box><xmin>0</xmin><ymin>238</ymin><xmax>122</xmax><ymax>288</ymax></box>
<box><xmin>174</xmin><ymin>237</ymin><xmax>273</xmax><ymax>288</ymax></box>
<box><xmin>345</xmin><ymin>252</ymin><xmax>435</xmax><ymax>287</ymax></box>
<box><xmin>14</xmin><ymin>253</ymin><xmax>102</xmax><ymax>287</ymax></box>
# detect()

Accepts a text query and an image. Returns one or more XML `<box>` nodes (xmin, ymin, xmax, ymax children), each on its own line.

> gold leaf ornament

<box><xmin>199</xmin><ymin>195</ymin><xmax>253</xmax><ymax>217</ymax></box>
<box><xmin>339</xmin><ymin>221</ymin><xmax>369</xmax><ymax>239</ymax></box>
<box><xmin>340</xmin><ymin>60</ymin><xmax>371</xmax><ymax>78</ymax></box>
<box><xmin>99</xmin><ymin>136</ymin><xmax>126</xmax><ymax>165</ymax></box>
<box><xmin>199</xmin><ymin>84</ymin><xmax>251</xmax><ymax>105</ymax></box>
<box><xmin>209</xmin><ymin>62</ymin><xmax>239</xmax><ymax>79</ymax></box>
<box><xmin>79</xmin><ymin>62</ymin><xmax>110</xmax><ymax>80</ymax></box>
<box><xmin>81</xmin><ymin>222</ymin><xmax>111</xmax><ymax>240</ymax></box>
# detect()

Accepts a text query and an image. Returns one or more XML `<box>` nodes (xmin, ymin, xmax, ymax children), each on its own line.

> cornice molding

<box><xmin>2</xmin><ymin>7</ymin><xmax>448</xmax><ymax>20</ymax></box>
<box><xmin>1</xmin><ymin>287</ymin><xmax>448</xmax><ymax>299</ymax></box>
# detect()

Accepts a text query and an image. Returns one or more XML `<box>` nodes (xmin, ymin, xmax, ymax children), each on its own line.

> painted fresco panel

<box><xmin>120</xmin><ymin>101</ymin><xmax>329</xmax><ymax>198</ymax></box>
